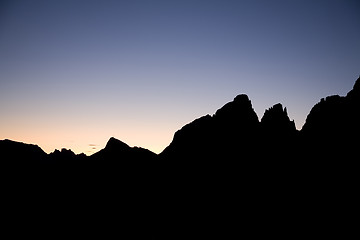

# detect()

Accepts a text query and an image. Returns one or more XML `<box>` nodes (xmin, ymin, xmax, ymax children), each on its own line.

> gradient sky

<box><xmin>1</xmin><ymin>0</ymin><xmax>359</xmax><ymax>155</ymax></box>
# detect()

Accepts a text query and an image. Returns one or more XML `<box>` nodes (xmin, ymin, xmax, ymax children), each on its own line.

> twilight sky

<box><xmin>1</xmin><ymin>0</ymin><xmax>359</xmax><ymax>155</ymax></box>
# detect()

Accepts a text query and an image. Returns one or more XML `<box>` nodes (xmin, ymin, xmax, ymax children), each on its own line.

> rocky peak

<box><xmin>49</xmin><ymin>148</ymin><xmax>78</xmax><ymax>161</ymax></box>
<box><xmin>261</xmin><ymin>103</ymin><xmax>296</xmax><ymax>132</ymax></box>
<box><xmin>234</xmin><ymin>94</ymin><xmax>251</xmax><ymax>105</ymax></box>
<box><xmin>214</xmin><ymin>94</ymin><xmax>259</xmax><ymax>125</ymax></box>
<box><xmin>105</xmin><ymin>137</ymin><xmax>130</xmax><ymax>151</ymax></box>
<box><xmin>262</xmin><ymin>103</ymin><xmax>289</xmax><ymax>123</ymax></box>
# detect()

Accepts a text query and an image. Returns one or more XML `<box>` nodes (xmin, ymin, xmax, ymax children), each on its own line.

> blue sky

<box><xmin>1</xmin><ymin>0</ymin><xmax>359</xmax><ymax>154</ymax></box>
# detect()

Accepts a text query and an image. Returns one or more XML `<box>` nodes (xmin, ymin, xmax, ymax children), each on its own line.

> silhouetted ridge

<box><xmin>1</xmin><ymin>76</ymin><xmax>359</xmax><ymax>167</ymax></box>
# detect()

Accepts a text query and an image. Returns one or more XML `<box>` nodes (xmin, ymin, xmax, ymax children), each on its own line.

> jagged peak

<box><xmin>50</xmin><ymin>148</ymin><xmax>76</xmax><ymax>157</ymax></box>
<box><xmin>261</xmin><ymin>103</ymin><xmax>296</xmax><ymax>132</ymax></box>
<box><xmin>61</xmin><ymin>148</ymin><xmax>74</xmax><ymax>153</ymax></box>
<box><xmin>262</xmin><ymin>103</ymin><xmax>288</xmax><ymax>121</ymax></box>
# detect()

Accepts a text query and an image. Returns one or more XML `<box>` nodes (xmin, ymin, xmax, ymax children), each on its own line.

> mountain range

<box><xmin>2</xmin><ymin>77</ymin><xmax>358</xmax><ymax>165</ymax></box>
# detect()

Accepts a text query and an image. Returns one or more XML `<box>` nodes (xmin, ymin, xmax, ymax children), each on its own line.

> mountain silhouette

<box><xmin>1</xmin><ymin>76</ymin><xmax>358</xmax><ymax>165</ymax></box>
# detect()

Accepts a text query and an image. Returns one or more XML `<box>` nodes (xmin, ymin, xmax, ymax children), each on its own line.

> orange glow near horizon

<box><xmin>0</xmin><ymin>114</ymin><xmax>183</xmax><ymax>155</ymax></box>
<box><xmin>0</xmin><ymin>132</ymin><xmax>173</xmax><ymax>156</ymax></box>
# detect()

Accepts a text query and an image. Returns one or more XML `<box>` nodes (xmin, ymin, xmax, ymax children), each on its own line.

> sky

<box><xmin>1</xmin><ymin>0</ymin><xmax>359</xmax><ymax>155</ymax></box>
